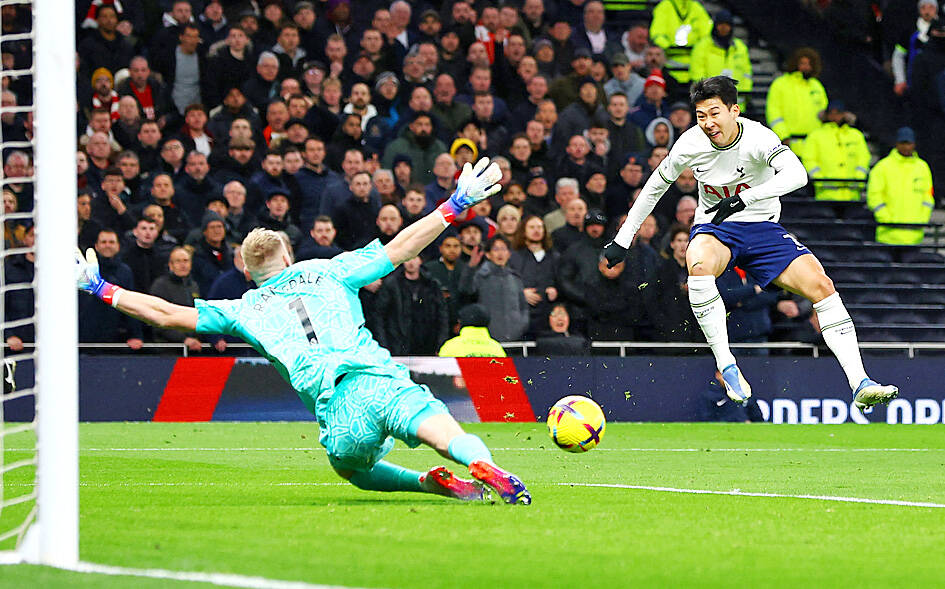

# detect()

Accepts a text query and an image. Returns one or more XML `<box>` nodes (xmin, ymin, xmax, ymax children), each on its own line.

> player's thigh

<box><xmin>686</xmin><ymin>233</ymin><xmax>732</xmax><ymax>277</ymax></box>
<box><xmin>770</xmin><ymin>253</ymin><xmax>836</xmax><ymax>303</ymax></box>
<box><xmin>317</xmin><ymin>374</ymin><xmax>394</xmax><ymax>472</ymax></box>
<box><xmin>383</xmin><ymin>379</ymin><xmax>451</xmax><ymax>448</ymax></box>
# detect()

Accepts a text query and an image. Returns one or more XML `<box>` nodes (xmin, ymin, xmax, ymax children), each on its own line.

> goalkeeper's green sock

<box><xmin>447</xmin><ymin>433</ymin><xmax>493</xmax><ymax>466</ymax></box>
<box><xmin>348</xmin><ymin>461</ymin><xmax>423</xmax><ymax>492</ymax></box>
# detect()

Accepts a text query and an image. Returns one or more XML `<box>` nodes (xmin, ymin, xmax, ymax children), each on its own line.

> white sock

<box><xmin>813</xmin><ymin>292</ymin><xmax>868</xmax><ymax>390</ymax></box>
<box><xmin>688</xmin><ymin>275</ymin><xmax>736</xmax><ymax>372</ymax></box>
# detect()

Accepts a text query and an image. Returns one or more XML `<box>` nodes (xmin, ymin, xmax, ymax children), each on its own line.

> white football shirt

<box><xmin>614</xmin><ymin>117</ymin><xmax>808</xmax><ymax>247</ymax></box>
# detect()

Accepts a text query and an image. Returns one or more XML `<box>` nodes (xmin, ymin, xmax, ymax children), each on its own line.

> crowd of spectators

<box><xmin>1</xmin><ymin>0</ymin><xmax>940</xmax><ymax>356</ymax></box>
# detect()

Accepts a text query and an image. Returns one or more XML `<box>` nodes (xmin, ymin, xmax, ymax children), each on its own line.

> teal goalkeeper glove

<box><xmin>436</xmin><ymin>157</ymin><xmax>502</xmax><ymax>223</ymax></box>
<box><xmin>75</xmin><ymin>247</ymin><xmax>122</xmax><ymax>306</ymax></box>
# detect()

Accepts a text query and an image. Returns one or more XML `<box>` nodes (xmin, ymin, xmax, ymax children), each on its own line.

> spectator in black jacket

<box><xmin>204</xmin><ymin>27</ymin><xmax>254</xmax><ymax>104</ymax></box>
<box><xmin>241</xmin><ymin>52</ymin><xmax>282</xmax><ymax>113</ymax></box>
<box><xmin>4</xmin><ymin>224</ymin><xmax>34</xmax><ymax>352</ymax></box>
<box><xmin>77</xmin><ymin>5</ymin><xmax>135</xmax><ymax>77</ymax></box>
<box><xmin>77</xmin><ymin>192</ymin><xmax>103</xmax><ymax>252</ymax></box>
<box><xmin>144</xmin><ymin>173</ymin><xmax>192</xmax><ymax>244</ymax></box>
<box><xmin>175</xmin><ymin>151</ymin><xmax>223</xmax><ymax>225</ymax></box>
<box><xmin>555</xmin><ymin>214</ymin><xmax>609</xmax><ymax>333</ymax></box>
<box><xmin>205</xmin><ymin>244</ymin><xmax>255</xmax><ymax>353</ymax></box>
<box><xmin>296</xmin><ymin>215</ymin><xmax>344</xmax><ymax>261</ymax></box>
<box><xmin>221</xmin><ymin>180</ymin><xmax>258</xmax><ymax>242</ymax></box>
<box><xmin>121</xmin><ymin>216</ymin><xmax>173</xmax><ymax>293</ymax></box>
<box><xmin>535</xmin><ymin>303</ymin><xmax>591</xmax><ymax>355</ymax></box>
<box><xmin>90</xmin><ymin>167</ymin><xmax>135</xmax><ymax>233</ymax></box>
<box><xmin>375</xmin><ymin>256</ymin><xmax>450</xmax><ymax>355</ymax></box>
<box><xmin>256</xmin><ymin>189</ymin><xmax>303</xmax><ymax>250</ymax></box>
<box><xmin>190</xmin><ymin>211</ymin><xmax>233</xmax><ymax>297</ymax></box>
<box><xmin>149</xmin><ymin>246</ymin><xmax>202</xmax><ymax>353</ymax></box>
<box><xmin>717</xmin><ymin>266</ymin><xmax>780</xmax><ymax>354</ymax></box>
<box><xmin>652</xmin><ymin>225</ymin><xmax>699</xmax><ymax>342</ymax></box>
<box><xmin>423</xmin><ymin>235</ymin><xmax>467</xmax><ymax>333</ymax></box>
<box><xmin>332</xmin><ymin>171</ymin><xmax>380</xmax><ymax>250</ymax></box>
<box><xmin>510</xmin><ymin>215</ymin><xmax>560</xmax><ymax>338</ymax></box>
<box><xmin>78</xmin><ymin>229</ymin><xmax>143</xmax><ymax>349</ymax></box>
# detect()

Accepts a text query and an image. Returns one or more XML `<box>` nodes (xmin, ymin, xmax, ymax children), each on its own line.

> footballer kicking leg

<box><xmin>686</xmin><ymin>234</ymin><xmax>752</xmax><ymax>403</ymax></box>
<box><xmin>415</xmin><ymin>413</ymin><xmax>531</xmax><ymax>505</ymax></box>
<box><xmin>771</xmin><ymin>254</ymin><xmax>898</xmax><ymax>412</ymax></box>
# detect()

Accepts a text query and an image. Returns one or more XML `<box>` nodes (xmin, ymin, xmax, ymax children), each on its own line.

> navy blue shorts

<box><xmin>690</xmin><ymin>221</ymin><xmax>811</xmax><ymax>287</ymax></box>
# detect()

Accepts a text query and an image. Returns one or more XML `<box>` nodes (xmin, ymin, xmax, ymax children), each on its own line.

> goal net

<box><xmin>0</xmin><ymin>0</ymin><xmax>77</xmax><ymax>567</ymax></box>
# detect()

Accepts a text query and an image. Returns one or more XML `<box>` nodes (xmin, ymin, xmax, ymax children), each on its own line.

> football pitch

<box><xmin>3</xmin><ymin>422</ymin><xmax>945</xmax><ymax>588</ymax></box>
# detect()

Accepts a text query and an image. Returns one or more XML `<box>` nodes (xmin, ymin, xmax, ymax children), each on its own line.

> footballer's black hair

<box><xmin>690</xmin><ymin>76</ymin><xmax>738</xmax><ymax>108</ymax></box>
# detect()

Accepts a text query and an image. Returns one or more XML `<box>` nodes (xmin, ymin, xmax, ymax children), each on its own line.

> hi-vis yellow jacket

<box><xmin>867</xmin><ymin>149</ymin><xmax>934</xmax><ymax>245</ymax></box>
<box><xmin>650</xmin><ymin>0</ymin><xmax>713</xmax><ymax>83</ymax></box>
<box><xmin>765</xmin><ymin>71</ymin><xmax>828</xmax><ymax>160</ymax></box>
<box><xmin>688</xmin><ymin>35</ymin><xmax>753</xmax><ymax>107</ymax></box>
<box><xmin>803</xmin><ymin>122</ymin><xmax>871</xmax><ymax>201</ymax></box>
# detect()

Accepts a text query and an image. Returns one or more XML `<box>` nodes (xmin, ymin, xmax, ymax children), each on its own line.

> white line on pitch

<box><xmin>66</xmin><ymin>560</ymin><xmax>361</xmax><ymax>589</ymax></box>
<box><xmin>4</xmin><ymin>447</ymin><xmax>942</xmax><ymax>452</ymax></box>
<box><xmin>558</xmin><ymin>482</ymin><xmax>945</xmax><ymax>509</ymax></box>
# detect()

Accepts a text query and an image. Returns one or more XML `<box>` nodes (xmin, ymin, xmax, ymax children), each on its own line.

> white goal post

<box><xmin>0</xmin><ymin>0</ymin><xmax>78</xmax><ymax>567</ymax></box>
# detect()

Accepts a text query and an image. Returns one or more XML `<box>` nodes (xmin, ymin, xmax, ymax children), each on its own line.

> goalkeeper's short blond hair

<box><xmin>242</xmin><ymin>227</ymin><xmax>289</xmax><ymax>281</ymax></box>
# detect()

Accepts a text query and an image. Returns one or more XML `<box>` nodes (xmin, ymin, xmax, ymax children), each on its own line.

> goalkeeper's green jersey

<box><xmin>195</xmin><ymin>240</ymin><xmax>408</xmax><ymax>414</ymax></box>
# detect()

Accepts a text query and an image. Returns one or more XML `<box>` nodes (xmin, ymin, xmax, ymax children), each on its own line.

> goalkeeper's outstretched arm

<box><xmin>112</xmin><ymin>289</ymin><xmax>198</xmax><ymax>331</ymax></box>
<box><xmin>75</xmin><ymin>248</ymin><xmax>198</xmax><ymax>331</ymax></box>
<box><xmin>384</xmin><ymin>157</ymin><xmax>501</xmax><ymax>267</ymax></box>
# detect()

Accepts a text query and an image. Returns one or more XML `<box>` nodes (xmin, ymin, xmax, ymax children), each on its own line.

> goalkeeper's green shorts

<box><xmin>316</xmin><ymin>371</ymin><xmax>449</xmax><ymax>472</ymax></box>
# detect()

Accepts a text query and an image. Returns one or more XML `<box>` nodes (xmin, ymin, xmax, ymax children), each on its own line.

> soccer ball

<box><xmin>547</xmin><ymin>396</ymin><xmax>606</xmax><ymax>453</ymax></box>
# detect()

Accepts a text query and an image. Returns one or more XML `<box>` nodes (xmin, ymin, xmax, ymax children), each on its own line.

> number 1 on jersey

<box><xmin>288</xmin><ymin>297</ymin><xmax>318</xmax><ymax>345</ymax></box>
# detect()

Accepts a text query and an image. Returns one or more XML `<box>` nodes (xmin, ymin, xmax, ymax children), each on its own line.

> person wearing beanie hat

<box><xmin>450</xmin><ymin>137</ymin><xmax>479</xmax><ymax>163</ymax></box>
<box><xmin>891</xmin><ymin>0</ymin><xmax>939</xmax><ymax>95</ymax></box>
<box><xmin>629</xmin><ymin>69</ymin><xmax>670</xmax><ymax>130</ymax></box>
<box><xmin>649</xmin><ymin>0</ymin><xmax>713</xmax><ymax>84</ymax></box>
<box><xmin>190</xmin><ymin>210</ymin><xmax>234</xmax><ymax>297</ymax></box>
<box><xmin>91</xmin><ymin>67</ymin><xmax>120</xmax><ymax>121</ymax></box>
<box><xmin>867</xmin><ymin>126</ymin><xmax>934</xmax><ymax>244</ymax></box>
<box><xmin>688</xmin><ymin>9</ymin><xmax>753</xmax><ymax>110</ymax></box>
<box><xmin>606</xmin><ymin>74</ymin><xmax>899</xmax><ymax>414</ymax></box>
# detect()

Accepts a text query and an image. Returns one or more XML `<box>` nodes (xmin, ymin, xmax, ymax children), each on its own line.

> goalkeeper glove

<box><xmin>602</xmin><ymin>241</ymin><xmax>629</xmax><ymax>269</ymax></box>
<box><xmin>705</xmin><ymin>195</ymin><xmax>746</xmax><ymax>224</ymax></box>
<box><xmin>436</xmin><ymin>157</ymin><xmax>503</xmax><ymax>223</ymax></box>
<box><xmin>75</xmin><ymin>247</ymin><xmax>122</xmax><ymax>306</ymax></box>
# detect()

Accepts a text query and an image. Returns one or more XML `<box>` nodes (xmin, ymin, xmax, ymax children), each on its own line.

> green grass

<box><xmin>3</xmin><ymin>422</ymin><xmax>945</xmax><ymax>588</ymax></box>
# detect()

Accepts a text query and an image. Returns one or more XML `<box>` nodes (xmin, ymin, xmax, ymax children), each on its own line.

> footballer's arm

<box><xmin>735</xmin><ymin>148</ymin><xmax>808</xmax><ymax>206</ymax></box>
<box><xmin>612</xmin><ymin>166</ymin><xmax>677</xmax><ymax>248</ymax></box>
<box><xmin>383</xmin><ymin>210</ymin><xmax>452</xmax><ymax>268</ymax></box>
<box><xmin>113</xmin><ymin>290</ymin><xmax>199</xmax><ymax>331</ymax></box>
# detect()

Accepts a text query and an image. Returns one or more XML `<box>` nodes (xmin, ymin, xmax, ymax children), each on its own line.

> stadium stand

<box><xmin>2</xmin><ymin>0</ymin><xmax>943</xmax><ymax>354</ymax></box>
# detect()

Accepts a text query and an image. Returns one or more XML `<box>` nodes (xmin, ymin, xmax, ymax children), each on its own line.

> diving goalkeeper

<box><xmin>75</xmin><ymin>158</ymin><xmax>531</xmax><ymax>505</ymax></box>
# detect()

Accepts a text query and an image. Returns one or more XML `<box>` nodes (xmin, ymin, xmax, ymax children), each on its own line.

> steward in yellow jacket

<box><xmin>765</xmin><ymin>47</ymin><xmax>828</xmax><ymax>161</ymax></box>
<box><xmin>650</xmin><ymin>0</ymin><xmax>713</xmax><ymax>84</ymax></box>
<box><xmin>803</xmin><ymin>102</ymin><xmax>871</xmax><ymax>201</ymax></box>
<box><xmin>688</xmin><ymin>10</ymin><xmax>752</xmax><ymax>109</ymax></box>
<box><xmin>438</xmin><ymin>304</ymin><xmax>507</xmax><ymax>357</ymax></box>
<box><xmin>867</xmin><ymin>128</ymin><xmax>934</xmax><ymax>245</ymax></box>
